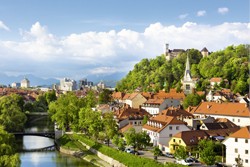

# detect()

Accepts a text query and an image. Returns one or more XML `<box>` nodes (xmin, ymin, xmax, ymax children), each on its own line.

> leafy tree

<box><xmin>0</xmin><ymin>95</ymin><xmax>27</xmax><ymax>132</ymax></box>
<box><xmin>102</xmin><ymin>112</ymin><xmax>118</xmax><ymax>146</ymax></box>
<box><xmin>44</xmin><ymin>90</ymin><xmax>57</xmax><ymax>104</ymax></box>
<box><xmin>84</xmin><ymin>91</ymin><xmax>97</xmax><ymax>108</ymax></box>
<box><xmin>174</xmin><ymin>145</ymin><xmax>188</xmax><ymax>159</ymax></box>
<box><xmin>183</xmin><ymin>93</ymin><xmax>202</xmax><ymax>109</ymax></box>
<box><xmin>142</xmin><ymin>115</ymin><xmax>149</xmax><ymax>125</ymax></box>
<box><xmin>124</xmin><ymin>128</ymin><xmax>150</xmax><ymax>150</ymax></box>
<box><xmin>0</xmin><ymin>125</ymin><xmax>21</xmax><ymax>166</ymax></box>
<box><xmin>98</xmin><ymin>89</ymin><xmax>112</xmax><ymax>104</ymax></box>
<box><xmin>198</xmin><ymin>140</ymin><xmax>216</xmax><ymax>165</ymax></box>
<box><xmin>48</xmin><ymin>92</ymin><xmax>84</xmax><ymax>131</ymax></box>
<box><xmin>112</xmin><ymin>135</ymin><xmax>125</xmax><ymax>151</ymax></box>
<box><xmin>153</xmin><ymin>146</ymin><xmax>162</xmax><ymax>160</ymax></box>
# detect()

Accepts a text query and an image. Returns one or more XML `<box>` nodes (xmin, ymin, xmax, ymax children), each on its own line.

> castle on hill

<box><xmin>165</xmin><ymin>43</ymin><xmax>209</xmax><ymax>60</ymax></box>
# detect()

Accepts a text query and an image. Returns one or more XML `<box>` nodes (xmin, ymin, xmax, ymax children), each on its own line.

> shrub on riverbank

<box><xmin>70</xmin><ymin>134</ymin><xmax>183</xmax><ymax>167</ymax></box>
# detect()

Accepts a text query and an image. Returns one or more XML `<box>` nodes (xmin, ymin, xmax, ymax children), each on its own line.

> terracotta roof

<box><xmin>173</xmin><ymin>130</ymin><xmax>209</xmax><ymax>146</ymax></box>
<box><xmin>119</xmin><ymin>124</ymin><xmax>133</xmax><ymax>133</ymax></box>
<box><xmin>161</xmin><ymin>107</ymin><xmax>194</xmax><ymax>118</ymax></box>
<box><xmin>210</xmin><ymin>77</ymin><xmax>222</xmax><ymax>83</ymax></box>
<box><xmin>196</xmin><ymin>91</ymin><xmax>205</xmax><ymax>96</ymax></box>
<box><xmin>193</xmin><ymin>102</ymin><xmax>250</xmax><ymax>117</ymax></box>
<box><xmin>143</xmin><ymin>115</ymin><xmax>186</xmax><ymax>133</ymax></box>
<box><xmin>153</xmin><ymin>90</ymin><xmax>185</xmax><ymax>100</ymax></box>
<box><xmin>122</xmin><ymin>93</ymin><xmax>131</xmax><ymax>100</ymax></box>
<box><xmin>228</xmin><ymin>126</ymin><xmax>250</xmax><ymax>139</ymax></box>
<box><xmin>141</xmin><ymin>92</ymin><xmax>153</xmax><ymax>99</ymax></box>
<box><xmin>114</xmin><ymin>106</ymin><xmax>151</xmax><ymax>120</ymax></box>
<box><xmin>112</xmin><ymin>92</ymin><xmax>125</xmax><ymax>100</ymax></box>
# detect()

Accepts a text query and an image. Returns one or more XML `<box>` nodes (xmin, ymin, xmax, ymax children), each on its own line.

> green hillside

<box><xmin>116</xmin><ymin>44</ymin><xmax>249</xmax><ymax>95</ymax></box>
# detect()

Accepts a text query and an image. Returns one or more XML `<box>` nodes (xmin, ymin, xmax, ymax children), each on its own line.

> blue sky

<box><xmin>0</xmin><ymin>0</ymin><xmax>249</xmax><ymax>82</ymax></box>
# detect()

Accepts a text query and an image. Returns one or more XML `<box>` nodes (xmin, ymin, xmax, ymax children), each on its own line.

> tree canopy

<box><xmin>0</xmin><ymin>94</ymin><xmax>27</xmax><ymax>132</ymax></box>
<box><xmin>116</xmin><ymin>44</ymin><xmax>249</xmax><ymax>95</ymax></box>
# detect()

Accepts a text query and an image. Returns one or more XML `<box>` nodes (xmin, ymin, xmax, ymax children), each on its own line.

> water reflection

<box><xmin>23</xmin><ymin>136</ymin><xmax>54</xmax><ymax>149</ymax></box>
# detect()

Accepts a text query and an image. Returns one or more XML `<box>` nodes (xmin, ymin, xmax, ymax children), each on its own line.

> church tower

<box><xmin>181</xmin><ymin>55</ymin><xmax>196</xmax><ymax>94</ymax></box>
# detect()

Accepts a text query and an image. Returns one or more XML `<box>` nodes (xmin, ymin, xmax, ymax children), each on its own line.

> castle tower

<box><xmin>181</xmin><ymin>55</ymin><xmax>196</xmax><ymax>94</ymax></box>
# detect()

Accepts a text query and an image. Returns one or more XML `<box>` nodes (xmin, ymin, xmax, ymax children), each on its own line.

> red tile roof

<box><xmin>210</xmin><ymin>77</ymin><xmax>222</xmax><ymax>83</ymax></box>
<box><xmin>153</xmin><ymin>89</ymin><xmax>185</xmax><ymax>100</ymax></box>
<box><xmin>161</xmin><ymin>107</ymin><xmax>194</xmax><ymax>118</ymax></box>
<box><xmin>193</xmin><ymin>102</ymin><xmax>250</xmax><ymax>117</ymax></box>
<box><xmin>228</xmin><ymin>126</ymin><xmax>250</xmax><ymax>139</ymax></box>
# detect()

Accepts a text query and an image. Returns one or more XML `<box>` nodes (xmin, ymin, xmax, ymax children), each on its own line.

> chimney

<box><xmin>207</xmin><ymin>105</ymin><xmax>210</xmax><ymax>109</ymax></box>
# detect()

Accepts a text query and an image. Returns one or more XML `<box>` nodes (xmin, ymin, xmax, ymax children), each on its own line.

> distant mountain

<box><xmin>86</xmin><ymin>72</ymin><xmax>126</xmax><ymax>87</ymax></box>
<box><xmin>0</xmin><ymin>73</ymin><xmax>59</xmax><ymax>87</ymax></box>
<box><xmin>0</xmin><ymin>72</ymin><xmax>126</xmax><ymax>88</ymax></box>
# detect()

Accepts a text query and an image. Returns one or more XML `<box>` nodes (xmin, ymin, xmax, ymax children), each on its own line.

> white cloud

<box><xmin>0</xmin><ymin>21</ymin><xmax>249</xmax><ymax>80</ymax></box>
<box><xmin>179</xmin><ymin>13</ymin><xmax>189</xmax><ymax>20</ymax></box>
<box><xmin>197</xmin><ymin>10</ymin><xmax>206</xmax><ymax>17</ymax></box>
<box><xmin>0</xmin><ymin>21</ymin><xmax>10</xmax><ymax>31</ymax></box>
<box><xmin>218</xmin><ymin>7</ymin><xmax>229</xmax><ymax>15</ymax></box>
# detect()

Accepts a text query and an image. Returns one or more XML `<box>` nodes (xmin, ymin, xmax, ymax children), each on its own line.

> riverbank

<box><xmin>56</xmin><ymin>135</ymin><xmax>112</xmax><ymax>167</ymax></box>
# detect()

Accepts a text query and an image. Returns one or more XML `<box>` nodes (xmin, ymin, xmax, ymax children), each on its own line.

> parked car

<box><xmin>165</xmin><ymin>152</ymin><xmax>174</xmax><ymax>158</ymax></box>
<box><xmin>124</xmin><ymin>148</ymin><xmax>139</xmax><ymax>155</ymax></box>
<box><xmin>175</xmin><ymin>159</ymin><xmax>192</xmax><ymax>166</ymax></box>
<box><xmin>186</xmin><ymin>157</ymin><xmax>199</xmax><ymax>163</ymax></box>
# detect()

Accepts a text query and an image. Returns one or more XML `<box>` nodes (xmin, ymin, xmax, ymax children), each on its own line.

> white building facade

<box><xmin>223</xmin><ymin>126</ymin><xmax>250</xmax><ymax>167</ymax></box>
<box><xmin>60</xmin><ymin>78</ymin><xmax>77</xmax><ymax>92</ymax></box>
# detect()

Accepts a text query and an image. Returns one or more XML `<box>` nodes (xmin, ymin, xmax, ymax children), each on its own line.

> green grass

<box><xmin>70</xmin><ymin>134</ymin><xmax>185</xmax><ymax>167</ymax></box>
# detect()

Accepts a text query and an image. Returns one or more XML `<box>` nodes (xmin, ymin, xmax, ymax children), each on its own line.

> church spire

<box><xmin>184</xmin><ymin>55</ymin><xmax>192</xmax><ymax>81</ymax></box>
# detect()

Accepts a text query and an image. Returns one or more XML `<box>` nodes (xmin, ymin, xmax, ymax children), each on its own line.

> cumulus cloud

<box><xmin>218</xmin><ymin>7</ymin><xmax>229</xmax><ymax>15</ymax></box>
<box><xmin>179</xmin><ymin>13</ymin><xmax>189</xmax><ymax>19</ymax></box>
<box><xmin>0</xmin><ymin>21</ymin><xmax>249</xmax><ymax>80</ymax></box>
<box><xmin>197</xmin><ymin>10</ymin><xmax>206</xmax><ymax>17</ymax></box>
<box><xmin>0</xmin><ymin>21</ymin><xmax>10</xmax><ymax>31</ymax></box>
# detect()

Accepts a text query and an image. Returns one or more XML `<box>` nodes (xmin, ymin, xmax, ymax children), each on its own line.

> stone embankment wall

<box><xmin>78</xmin><ymin>141</ymin><xmax>126</xmax><ymax>167</ymax></box>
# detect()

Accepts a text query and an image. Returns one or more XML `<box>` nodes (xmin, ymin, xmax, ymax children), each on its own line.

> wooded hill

<box><xmin>116</xmin><ymin>44</ymin><xmax>249</xmax><ymax>95</ymax></box>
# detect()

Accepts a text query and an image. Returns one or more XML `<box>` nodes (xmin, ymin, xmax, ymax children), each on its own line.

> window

<box><xmin>235</xmin><ymin>138</ymin><xmax>238</xmax><ymax>142</ymax></box>
<box><xmin>246</xmin><ymin>150</ymin><xmax>249</xmax><ymax>154</ymax></box>
<box><xmin>186</xmin><ymin>84</ymin><xmax>190</xmax><ymax>90</ymax></box>
<box><xmin>179</xmin><ymin>140</ymin><xmax>181</xmax><ymax>144</ymax></box>
<box><xmin>235</xmin><ymin>148</ymin><xmax>238</xmax><ymax>153</ymax></box>
<box><xmin>246</xmin><ymin>139</ymin><xmax>248</xmax><ymax>143</ymax></box>
<box><xmin>238</xmin><ymin>119</ymin><xmax>240</xmax><ymax>122</ymax></box>
<box><xmin>246</xmin><ymin>159</ymin><xmax>248</xmax><ymax>163</ymax></box>
<box><xmin>169</xmin><ymin>126</ymin><xmax>172</xmax><ymax>130</ymax></box>
<box><xmin>134</xmin><ymin>121</ymin><xmax>137</xmax><ymax>125</ymax></box>
<box><xmin>232</xmin><ymin>118</ymin><xmax>235</xmax><ymax>122</ymax></box>
<box><xmin>169</xmin><ymin>134</ymin><xmax>172</xmax><ymax>137</ymax></box>
<box><xmin>173</xmin><ymin>139</ymin><xmax>176</xmax><ymax>142</ymax></box>
<box><xmin>176</xmin><ymin>126</ymin><xmax>179</xmax><ymax>130</ymax></box>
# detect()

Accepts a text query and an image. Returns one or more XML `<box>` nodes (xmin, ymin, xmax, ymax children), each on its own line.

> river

<box><xmin>18</xmin><ymin>114</ymin><xmax>96</xmax><ymax>167</ymax></box>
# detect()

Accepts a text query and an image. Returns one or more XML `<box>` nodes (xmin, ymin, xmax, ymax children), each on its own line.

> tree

<box><xmin>235</xmin><ymin>154</ymin><xmax>243</xmax><ymax>167</ymax></box>
<box><xmin>124</xmin><ymin>128</ymin><xmax>150</xmax><ymax>151</ymax></box>
<box><xmin>183</xmin><ymin>93</ymin><xmax>202</xmax><ymax>109</ymax></box>
<box><xmin>142</xmin><ymin>115</ymin><xmax>149</xmax><ymax>125</ymax></box>
<box><xmin>44</xmin><ymin>90</ymin><xmax>57</xmax><ymax>104</ymax></box>
<box><xmin>198</xmin><ymin>140</ymin><xmax>216</xmax><ymax>165</ymax></box>
<box><xmin>112</xmin><ymin>135</ymin><xmax>125</xmax><ymax>151</ymax></box>
<box><xmin>98</xmin><ymin>89</ymin><xmax>112</xmax><ymax>104</ymax></box>
<box><xmin>174</xmin><ymin>145</ymin><xmax>188</xmax><ymax>159</ymax></box>
<box><xmin>48</xmin><ymin>92</ymin><xmax>84</xmax><ymax>131</ymax></box>
<box><xmin>84</xmin><ymin>91</ymin><xmax>97</xmax><ymax>108</ymax></box>
<box><xmin>0</xmin><ymin>95</ymin><xmax>27</xmax><ymax>132</ymax></box>
<box><xmin>153</xmin><ymin>146</ymin><xmax>162</xmax><ymax>160</ymax></box>
<box><xmin>0</xmin><ymin>125</ymin><xmax>21</xmax><ymax>166</ymax></box>
<box><xmin>102</xmin><ymin>112</ymin><xmax>118</xmax><ymax>146</ymax></box>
